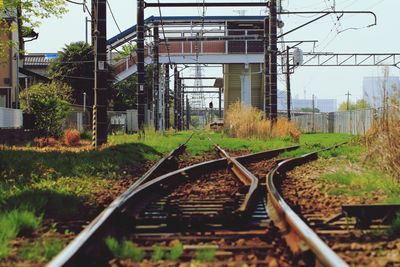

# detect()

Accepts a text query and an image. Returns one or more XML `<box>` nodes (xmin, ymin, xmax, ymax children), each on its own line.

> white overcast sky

<box><xmin>26</xmin><ymin>0</ymin><xmax>400</xmax><ymax>106</ymax></box>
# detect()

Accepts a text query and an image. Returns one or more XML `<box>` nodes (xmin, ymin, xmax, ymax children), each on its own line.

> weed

<box><xmin>0</xmin><ymin>243</ymin><xmax>11</xmax><ymax>259</ymax></box>
<box><xmin>195</xmin><ymin>247</ymin><xmax>216</xmax><ymax>262</ymax></box>
<box><xmin>19</xmin><ymin>239</ymin><xmax>64</xmax><ymax>262</ymax></box>
<box><xmin>80</xmin><ymin>131</ymin><xmax>92</xmax><ymax>140</ymax></box>
<box><xmin>165</xmin><ymin>242</ymin><xmax>184</xmax><ymax>261</ymax></box>
<box><xmin>151</xmin><ymin>244</ymin><xmax>165</xmax><ymax>262</ymax></box>
<box><xmin>387</xmin><ymin>212</ymin><xmax>400</xmax><ymax>237</ymax></box>
<box><xmin>64</xmin><ymin>129</ymin><xmax>80</xmax><ymax>146</ymax></box>
<box><xmin>105</xmin><ymin>237</ymin><xmax>145</xmax><ymax>261</ymax></box>
<box><xmin>224</xmin><ymin>101</ymin><xmax>301</xmax><ymax>140</ymax></box>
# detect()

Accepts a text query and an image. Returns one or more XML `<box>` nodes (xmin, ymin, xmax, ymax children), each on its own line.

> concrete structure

<box><xmin>277</xmin><ymin>91</ymin><xmax>337</xmax><ymax>113</ymax></box>
<box><xmin>363</xmin><ymin>76</ymin><xmax>400</xmax><ymax>108</ymax></box>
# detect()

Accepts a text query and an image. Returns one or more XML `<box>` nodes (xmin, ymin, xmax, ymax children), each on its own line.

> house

<box><xmin>0</xmin><ymin>10</ymin><xmax>18</xmax><ymax>108</ymax></box>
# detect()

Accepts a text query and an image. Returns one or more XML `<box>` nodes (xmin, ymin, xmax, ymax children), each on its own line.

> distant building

<box><xmin>363</xmin><ymin>76</ymin><xmax>400</xmax><ymax>108</ymax></box>
<box><xmin>278</xmin><ymin>91</ymin><xmax>337</xmax><ymax>113</ymax></box>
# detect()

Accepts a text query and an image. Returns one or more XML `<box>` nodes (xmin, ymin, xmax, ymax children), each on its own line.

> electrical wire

<box><xmin>157</xmin><ymin>0</ymin><xmax>172</xmax><ymax>65</ymax></box>
<box><xmin>106</xmin><ymin>0</ymin><xmax>122</xmax><ymax>33</ymax></box>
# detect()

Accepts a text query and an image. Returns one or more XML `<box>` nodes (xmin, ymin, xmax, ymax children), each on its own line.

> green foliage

<box><xmin>113</xmin><ymin>43</ymin><xmax>136</xmax><ymax>62</ymax></box>
<box><xmin>320</xmin><ymin>169</ymin><xmax>400</xmax><ymax>200</ymax></box>
<box><xmin>80</xmin><ymin>130</ymin><xmax>92</xmax><ymax>140</ymax></box>
<box><xmin>338</xmin><ymin>99</ymin><xmax>371</xmax><ymax>111</ymax></box>
<box><xmin>113</xmin><ymin>75</ymin><xmax>137</xmax><ymax>110</ymax></box>
<box><xmin>20</xmin><ymin>82</ymin><xmax>72</xmax><ymax>138</ymax></box>
<box><xmin>151</xmin><ymin>244</ymin><xmax>165</xmax><ymax>262</ymax></box>
<box><xmin>49</xmin><ymin>41</ymin><xmax>115</xmax><ymax>107</ymax></box>
<box><xmin>195</xmin><ymin>247</ymin><xmax>216</xmax><ymax>262</ymax></box>
<box><xmin>105</xmin><ymin>237</ymin><xmax>145</xmax><ymax>261</ymax></box>
<box><xmin>19</xmin><ymin>239</ymin><xmax>64</xmax><ymax>262</ymax></box>
<box><xmin>388</xmin><ymin>212</ymin><xmax>400</xmax><ymax>237</ymax></box>
<box><xmin>165</xmin><ymin>242</ymin><xmax>184</xmax><ymax>261</ymax></box>
<box><xmin>299</xmin><ymin>107</ymin><xmax>320</xmax><ymax>113</ymax></box>
<box><xmin>0</xmin><ymin>210</ymin><xmax>42</xmax><ymax>259</ymax></box>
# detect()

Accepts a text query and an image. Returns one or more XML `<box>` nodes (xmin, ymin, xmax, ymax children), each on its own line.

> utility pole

<box><xmin>269</xmin><ymin>0</ymin><xmax>278</xmax><ymax>122</ymax></box>
<box><xmin>264</xmin><ymin>18</ymin><xmax>270</xmax><ymax>119</ymax></box>
<box><xmin>92</xmin><ymin>0</ymin><xmax>107</xmax><ymax>148</ymax></box>
<box><xmin>346</xmin><ymin>91</ymin><xmax>352</xmax><ymax>111</ymax></box>
<box><xmin>312</xmin><ymin>94</ymin><xmax>315</xmax><ymax>133</ymax></box>
<box><xmin>286</xmin><ymin>46</ymin><xmax>291</xmax><ymax>121</ymax></box>
<box><xmin>186</xmin><ymin>96</ymin><xmax>190</xmax><ymax>130</ymax></box>
<box><xmin>153</xmin><ymin>23</ymin><xmax>160</xmax><ymax>130</ymax></box>
<box><xmin>174</xmin><ymin>66</ymin><xmax>179</xmax><ymax>129</ymax></box>
<box><xmin>164</xmin><ymin>64</ymin><xmax>170</xmax><ymax>129</ymax></box>
<box><xmin>137</xmin><ymin>0</ymin><xmax>146</xmax><ymax>130</ymax></box>
<box><xmin>218</xmin><ymin>86</ymin><xmax>222</xmax><ymax>118</ymax></box>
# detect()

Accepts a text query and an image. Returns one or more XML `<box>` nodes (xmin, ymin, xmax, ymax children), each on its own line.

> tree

<box><xmin>300</xmin><ymin>107</ymin><xmax>320</xmax><ymax>113</ymax></box>
<box><xmin>48</xmin><ymin>41</ymin><xmax>115</xmax><ymax>108</ymax></box>
<box><xmin>20</xmin><ymin>82</ymin><xmax>72</xmax><ymax>138</ymax></box>
<box><xmin>338</xmin><ymin>99</ymin><xmax>371</xmax><ymax>111</ymax></box>
<box><xmin>0</xmin><ymin>0</ymin><xmax>67</xmax><ymax>53</ymax></box>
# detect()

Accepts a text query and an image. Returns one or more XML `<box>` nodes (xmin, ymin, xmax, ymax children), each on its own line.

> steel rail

<box><xmin>48</xmin><ymin>144</ymin><xmax>299</xmax><ymax>266</ymax></box>
<box><xmin>266</xmin><ymin>146</ymin><xmax>349</xmax><ymax>267</ymax></box>
<box><xmin>47</xmin><ymin>133</ymin><xmax>193</xmax><ymax>267</ymax></box>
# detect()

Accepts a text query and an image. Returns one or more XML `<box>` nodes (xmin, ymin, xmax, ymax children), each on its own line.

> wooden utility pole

<box><xmin>346</xmin><ymin>91</ymin><xmax>352</xmax><ymax>111</ymax></box>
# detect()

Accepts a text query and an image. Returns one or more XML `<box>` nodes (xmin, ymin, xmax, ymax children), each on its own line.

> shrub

<box><xmin>224</xmin><ymin>101</ymin><xmax>301</xmax><ymax>140</ymax></box>
<box><xmin>151</xmin><ymin>244</ymin><xmax>165</xmax><ymax>262</ymax></box>
<box><xmin>165</xmin><ymin>241</ymin><xmax>184</xmax><ymax>261</ymax></box>
<box><xmin>20</xmin><ymin>82</ymin><xmax>72</xmax><ymax>138</ymax></box>
<box><xmin>195</xmin><ymin>247</ymin><xmax>216</xmax><ymax>262</ymax></box>
<box><xmin>64</xmin><ymin>129</ymin><xmax>80</xmax><ymax>146</ymax></box>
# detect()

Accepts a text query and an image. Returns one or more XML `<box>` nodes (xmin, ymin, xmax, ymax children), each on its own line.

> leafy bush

<box><xmin>64</xmin><ymin>129</ymin><xmax>80</xmax><ymax>146</ymax></box>
<box><xmin>20</xmin><ymin>82</ymin><xmax>72</xmax><ymax>138</ymax></box>
<box><xmin>388</xmin><ymin>212</ymin><xmax>400</xmax><ymax>237</ymax></box>
<box><xmin>151</xmin><ymin>244</ymin><xmax>165</xmax><ymax>262</ymax></box>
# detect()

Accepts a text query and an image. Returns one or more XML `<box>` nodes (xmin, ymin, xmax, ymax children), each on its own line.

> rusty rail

<box><xmin>266</xmin><ymin>147</ymin><xmax>349</xmax><ymax>267</ymax></box>
<box><xmin>47</xmin><ymin>133</ymin><xmax>193</xmax><ymax>267</ymax></box>
<box><xmin>48</xmin><ymin>142</ymin><xmax>298</xmax><ymax>266</ymax></box>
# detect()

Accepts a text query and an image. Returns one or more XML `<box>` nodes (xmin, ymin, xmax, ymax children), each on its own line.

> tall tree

<box><xmin>48</xmin><ymin>41</ymin><xmax>115</xmax><ymax>108</ymax></box>
<box><xmin>0</xmin><ymin>0</ymin><xmax>67</xmax><ymax>53</ymax></box>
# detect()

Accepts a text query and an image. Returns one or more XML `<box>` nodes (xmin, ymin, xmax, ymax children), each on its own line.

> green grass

<box><xmin>165</xmin><ymin>242</ymin><xmax>184</xmax><ymax>261</ymax></box>
<box><xmin>19</xmin><ymin>239</ymin><xmax>64</xmax><ymax>262</ymax></box>
<box><xmin>151</xmin><ymin>244</ymin><xmax>165</xmax><ymax>262</ymax></box>
<box><xmin>195</xmin><ymin>247</ymin><xmax>217</xmax><ymax>262</ymax></box>
<box><xmin>388</xmin><ymin>212</ymin><xmax>400</xmax><ymax>237</ymax></box>
<box><xmin>105</xmin><ymin>237</ymin><xmax>145</xmax><ymax>261</ymax></box>
<box><xmin>0</xmin><ymin>210</ymin><xmax>42</xmax><ymax>259</ymax></box>
<box><xmin>320</xmin><ymin>169</ymin><xmax>400</xmax><ymax>201</ymax></box>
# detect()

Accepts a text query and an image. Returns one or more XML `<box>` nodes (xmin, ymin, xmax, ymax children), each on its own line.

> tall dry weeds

<box><xmin>224</xmin><ymin>101</ymin><xmax>301</xmax><ymax>141</ymax></box>
<box><xmin>365</xmin><ymin>100</ymin><xmax>400</xmax><ymax>181</ymax></box>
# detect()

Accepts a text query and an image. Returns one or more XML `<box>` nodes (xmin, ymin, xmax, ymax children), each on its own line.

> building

<box><xmin>0</xmin><ymin>12</ymin><xmax>18</xmax><ymax>108</ymax></box>
<box><xmin>277</xmin><ymin>90</ymin><xmax>337</xmax><ymax>113</ymax></box>
<box><xmin>363</xmin><ymin>76</ymin><xmax>400</xmax><ymax>108</ymax></box>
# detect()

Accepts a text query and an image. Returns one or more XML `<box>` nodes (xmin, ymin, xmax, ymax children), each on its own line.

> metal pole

<box><xmin>186</xmin><ymin>95</ymin><xmax>190</xmax><ymax>130</ymax></box>
<box><xmin>269</xmin><ymin>0</ymin><xmax>278</xmax><ymax>122</ymax></box>
<box><xmin>85</xmin><ymin>17</ymin><xmax>88</xmax><ymax>44</ymax></box>
<box><xmin>286</xmin><ymin>46</ymin><xmax>291</xmax><ymax>121</ymax></box>
<box><xmin>137</xmin><ymin>0</ymin><xmax>145</xmax><ymax>130</ymax></box>
<box><xmin>312</xmin><ymin>94</ymin><xmax>315</xmax><ymax>133</ymax></box>
<box><xmin>92</xmin><ymin>26</ymin><xmax>98</xmax><ymax>149</ymax></box>
<box><xmin>177</xmin><ymin>78</ymin><xmax>182</xmax><ymax>131</ymax></box>
<box><xmin>153</xmin><ymin>24</ymin><xmax>160</xmax><ymax>130</ymax></box>
<box><xmin>181</xmin><ymin>83</ymin><xmax>185</xmax><ymax>130</ymax></box>
<box><xmin>346</xmin><ymin>91</ymin><xmax>351</xmax><ymax>111</ymax></box>
<box><xmin>264</xmin><ymin>18</ymin><xmax>270</xmax><ymax>119</ymax></box>
<box><xmin>218</xmin><ymin>87</ymin><xmax>222</xmax><ymax>118</ymax></box>
<box><xmin>165</xmin><ymin>64</ymin><xmax>170</xmax><ymax>129</ymax></box>
<box><xmin>174</xmin><ymin>66</ymin><xmax>178</xmax><ymax>129</ymax></box>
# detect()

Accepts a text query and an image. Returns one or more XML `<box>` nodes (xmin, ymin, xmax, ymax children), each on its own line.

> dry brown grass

<box><xmin>64</xmin><ymin>129</ymin><xmax>81</xmax><ymax>146</ymax></box>
<box><xmin>365</xmin><ymin>102</ymin><xmax>400</xmax><ymax>181</ymax></box>
<box><xmin>224</xmin><ymin>101</ymin><xmax>301</xmax><ymax>141</ymax></box>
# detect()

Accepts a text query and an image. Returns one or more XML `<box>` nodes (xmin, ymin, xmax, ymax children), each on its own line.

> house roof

<box><xmin>24</xmin><ymin>53</ymin><xmax>58</xmax><ymax>67</ymax></box>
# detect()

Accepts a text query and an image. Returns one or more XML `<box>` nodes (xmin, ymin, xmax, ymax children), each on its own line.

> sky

<box><xmin>25</xmin><ymin>0</ymin><xmax>400</xmax><ymax>107</ymax></box>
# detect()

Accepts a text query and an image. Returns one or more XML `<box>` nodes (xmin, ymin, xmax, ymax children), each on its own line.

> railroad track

<box><xmin>48</xmin><ymin>136</ymin><xmax>367</xmax><ymax>267</ymax></box>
